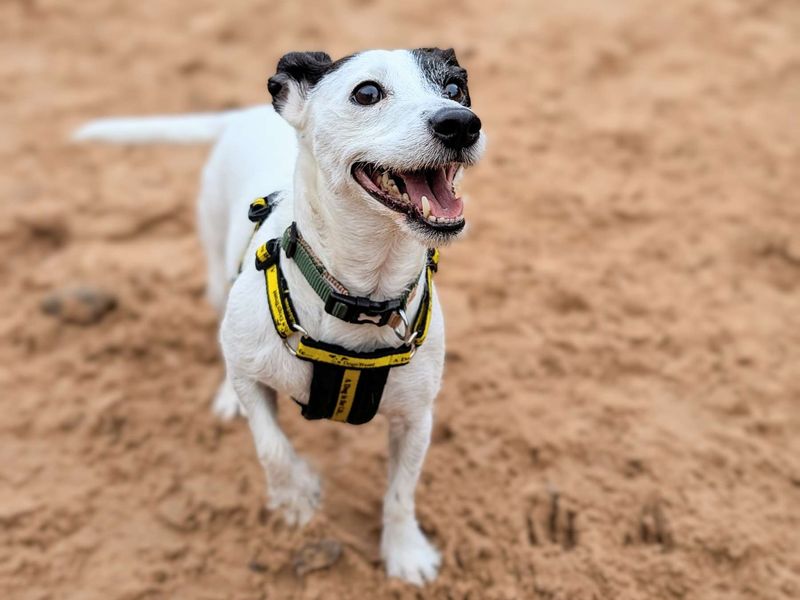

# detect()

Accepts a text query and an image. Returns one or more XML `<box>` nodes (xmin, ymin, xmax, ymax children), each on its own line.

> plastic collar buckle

<box><xmin>324</xmin><ymin>291</ymin><xmax>402</xmax><ymax>326</ymax></box>
<box><xmin>255</xmin><ymin>238</ymin><xmax>281</xmax><ymax>271</ymax></box>
<box><xmin>248</xmin><ymin>199</ymin><xmax>272</xmax><ymax>224</ymax></box>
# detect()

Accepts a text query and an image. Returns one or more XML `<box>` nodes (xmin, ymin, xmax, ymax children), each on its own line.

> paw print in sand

<box><xmin>526</xmin><ymin>488</ymin><xmax>578</xmax><ymax>550</ymax></box>
<box><xmin>624</xmin><ymin>499</ymin><xmax>674</xmax><ymax>550</ymax></box>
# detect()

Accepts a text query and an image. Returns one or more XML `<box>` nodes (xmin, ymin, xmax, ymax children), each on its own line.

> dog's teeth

<box><xmin>402</xmin><ymin>193</ymin><xmax>410</xmax><ymax>202</ymax></box>
<box><xmin>421</xmin><ymin>196</ymin><xmax>431</xmax><ymax>219</ymax></box>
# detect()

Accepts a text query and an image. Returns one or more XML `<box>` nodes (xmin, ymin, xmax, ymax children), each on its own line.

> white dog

<box><xmin>75</xmin><ymin>48</ymin><xmax>485</xmax><ymax>585</ymax></box>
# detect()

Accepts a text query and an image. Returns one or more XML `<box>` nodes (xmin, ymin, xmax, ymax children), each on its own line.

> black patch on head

<box><xmin>411</xmin><ymin>47</ymin><xmax>471</xmax><ymax>107</ymax></box>
<box><xmin>268</xmin><ymin>51</ymin><xmax>357</xmax><ymax>113</ymax></box>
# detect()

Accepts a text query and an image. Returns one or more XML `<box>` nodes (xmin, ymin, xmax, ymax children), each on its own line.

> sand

<box><xmin>1</xmin><ymin>0</ymin><xmax>799</xmax><ymax>598</ymax></box>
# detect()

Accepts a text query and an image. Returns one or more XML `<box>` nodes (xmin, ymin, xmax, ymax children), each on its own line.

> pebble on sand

<box><xmin>41</xmin><ymin>285</ymin><xmax>117</xmax><ymax>325</ymax></box>
<box><xmin>292</xmin><ymin>539</ymin><xmax>342</xmax><ymax>576</ymax></box>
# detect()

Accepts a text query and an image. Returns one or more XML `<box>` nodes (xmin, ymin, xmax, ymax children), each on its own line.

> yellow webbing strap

<box><xmin>295</xmin><ymin>342</ymin><xmax>415</xmax><ymax>368</ymax></box>
<box><xmin>412</xmin><ymin>265</ymin><xmax>434</xmax><ymax>346</ymax></box>
<box><xmin>331</xmin><ymin>369</ymin><xmax>360</xmax><ymax>422</ymax></box>
<box><xmin>258</xmin><ymin>242</ymin><xmax>296</xmax><ymax>339</ymax></box>
<box><xmin>255</xmin><ymin>242</ymin><xmax>271</xmax><ymax>265</ymax></box>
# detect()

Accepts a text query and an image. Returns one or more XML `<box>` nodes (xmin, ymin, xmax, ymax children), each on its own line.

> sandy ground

<box><xmin>2</xmin><ymin>0</ymin><xmax>799</xmax><ymax>598</ymax></box>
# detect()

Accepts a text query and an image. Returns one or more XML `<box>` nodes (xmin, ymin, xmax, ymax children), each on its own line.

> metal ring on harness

<box><xmin>393</xmin><ymin>309</ymin><xmax>414</xmax><ymax>344</ymax></box>
<box><xmin>407</xmin><ymin>334</ymin><xmax>420</xmax><ymax>359</ymax></box>
<box><xmin>282</xmin><ymin>323</ymin><xmax>309</xmax><ymax>356</ymax></box>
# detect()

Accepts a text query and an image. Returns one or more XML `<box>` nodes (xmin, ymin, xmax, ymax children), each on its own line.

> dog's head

<box><xmin>267</xmin><ymin>48</ymin><xmax>485</xmax><ymax>245</ymax></box>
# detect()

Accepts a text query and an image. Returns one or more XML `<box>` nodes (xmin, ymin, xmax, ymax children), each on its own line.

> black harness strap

<box><xmin>302</xmin><ymin>355</ymin><xmax>390</xmax><ymax>424</ymax></box>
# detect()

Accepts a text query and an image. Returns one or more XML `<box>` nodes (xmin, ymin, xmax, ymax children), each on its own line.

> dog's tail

<box><xmin>71</xmin><ymin>111</ymin><xmax>235</xmax><ymax>144</ymax></box>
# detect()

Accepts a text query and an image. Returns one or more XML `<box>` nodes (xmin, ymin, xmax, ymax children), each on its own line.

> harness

<box><xmin>246</xmin><ymin>195</ymin><xmax>438</xmax><ymax>425</ymax></box>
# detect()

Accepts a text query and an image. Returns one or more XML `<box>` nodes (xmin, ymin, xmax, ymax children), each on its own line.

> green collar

<box><xmin>279</xmin><ymin>222</ymin><xmax>423</xmax><ymax>328</ymax></box>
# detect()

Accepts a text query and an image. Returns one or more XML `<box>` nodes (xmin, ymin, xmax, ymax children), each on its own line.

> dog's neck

<box><xmin>289</xmin><ymin>149</ymin><xmax>428</xmax><ymax>301</ymax></box>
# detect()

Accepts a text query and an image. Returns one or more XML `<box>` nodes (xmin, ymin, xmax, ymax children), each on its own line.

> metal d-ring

<box><xmin>282</xmin><ymin>323</ymin><xmax>309</xmax><ymax>357</ymax></box>
<box><xmin>393</xmin><ymin>309</ymin><xmax>420</xmax><ymax>351</ymax></box>
<box><xmin>393</xmin><ymin>309</ymin><xmax>411</xmax><ymax>343</ymax></box>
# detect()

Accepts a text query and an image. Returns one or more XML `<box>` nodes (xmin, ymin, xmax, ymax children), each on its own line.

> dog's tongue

<box><xmin>402</xmin><ymin>168</ymin><xmax>462</xmax><ymax>218</ymax></box>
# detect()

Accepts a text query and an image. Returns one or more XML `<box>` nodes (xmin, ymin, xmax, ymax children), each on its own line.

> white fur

<box><xmin>74</xmin><ymin>49</ymin><xmax>485</xmax><ymax>585</ymax></box>
<box><xmin>72</xmin><ymin>112</ymin><xmax>234</xmax><ymax>144</ymax></box>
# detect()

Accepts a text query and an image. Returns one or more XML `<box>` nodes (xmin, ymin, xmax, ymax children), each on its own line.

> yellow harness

<box><xmin>248</xmin><ymin>196</ymin><xmax>438</xmax><ymax>425</ymax></box>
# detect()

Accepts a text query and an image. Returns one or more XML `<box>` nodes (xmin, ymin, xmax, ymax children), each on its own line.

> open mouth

<box><xmin>351</xmin><ymin>162</ymin><xmax>465</xmax><ymax>233</ymax></box>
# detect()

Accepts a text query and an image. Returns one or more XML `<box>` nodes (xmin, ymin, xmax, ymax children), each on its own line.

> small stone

<box><xmin>248</xmin><ymin>560</ymin><xmax>268</xmax><ymax>573</ymax></box>
<box><xmin>155</xmin><ymin>493</ymin><xmax>197</xmax><ymax>532</ymax></box>
<box><xmin>41</xmin><ymin>285</ymin><xmax>117</xmax><ymax>325</ymax></box>
<box><xmin>292</xmin><ymin>539</ymin><xmax>342</xmax><ymax>576</ymax></box>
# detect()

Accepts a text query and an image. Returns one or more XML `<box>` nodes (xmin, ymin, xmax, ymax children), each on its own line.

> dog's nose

<box><xmin>428</xmin><ymin>107</ymin><xmax>482</xmax><ymax>150</ymax></box>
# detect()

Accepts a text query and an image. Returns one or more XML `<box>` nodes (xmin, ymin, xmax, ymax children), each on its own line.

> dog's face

<box><xmin>268</xmin><ymin>48</ymin><xmax>485</xmax><ymax>245</ymax></box>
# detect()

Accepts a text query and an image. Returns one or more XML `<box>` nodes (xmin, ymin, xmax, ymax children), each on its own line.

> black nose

<box><xmin>428</xmin><ymin>107</ymin><xmax>482</xmax><ymax>150</ymax></box>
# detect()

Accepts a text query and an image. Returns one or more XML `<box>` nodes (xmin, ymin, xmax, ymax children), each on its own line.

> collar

<box><xmin>279</xmin><ymin>221</ymin><xmax>425</xmax><ymax>328</ymax></box>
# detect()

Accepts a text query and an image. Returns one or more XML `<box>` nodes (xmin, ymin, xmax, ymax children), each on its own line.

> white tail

<box><xmin>71</xmin><ymin>111</ymin><xmax>236</xmax><ymax>144</ymax></box>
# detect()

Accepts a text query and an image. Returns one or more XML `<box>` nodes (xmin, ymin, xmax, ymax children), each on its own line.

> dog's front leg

<box><xmin>381</xmin><ymin>409</ymin><xmax>440</xmax><ymax>585</ymax></box>
<box><xmin>230</xmin><ymin>373</ymin><xmax>321</xmax><ymax>527</ymax></box>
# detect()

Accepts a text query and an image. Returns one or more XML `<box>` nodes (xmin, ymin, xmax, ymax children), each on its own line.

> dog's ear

<box><xmin>268</xmin><ymin>51</ymin><xmax>333</xmax><ymax>126</ymax></box>
<box><xmin>437</xmin><ymin>47</ymin><xmax>460</xmax><ymax>67</ymax></box>
<box><xmin>415</xmin><ymin>47</ymin><xmax>461</xmax><ymax>67</ymax></box>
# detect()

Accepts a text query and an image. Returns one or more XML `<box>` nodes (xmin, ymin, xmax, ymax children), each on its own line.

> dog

<box><xmin>74</xmin><ymin>47</ymin><xmax>485</xmax><ymax>585</ymax></box>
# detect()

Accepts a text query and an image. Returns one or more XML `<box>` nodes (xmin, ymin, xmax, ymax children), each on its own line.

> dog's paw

<box><xmin>211</xmin><ymin>376</ymin><xmax>243</xmax><ymax>421</ymax></box>
<box><xmin>381</xmin><ymin>520</ymin><xmax>441</xmax><ymax>586</ymax></box>
<box><xmin>267</xmin><ymin>458</ymin><xmax>321</xmax><ymax>527</ymax></box>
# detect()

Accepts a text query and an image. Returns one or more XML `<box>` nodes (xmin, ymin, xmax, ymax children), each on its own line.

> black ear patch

<box><xmin>415</xmin><ymin>47</ymin><xmax>460</xmax><ymax>67</ymax></box>
<box><xmin>411</xmin><ymin>47</ymin><xmax>471</xmax><ymax>107</ymax></box>
<box><xmin>267</xmin><ymin>51</ymin><xmax>333</xmax><ymax>112</ymax></box>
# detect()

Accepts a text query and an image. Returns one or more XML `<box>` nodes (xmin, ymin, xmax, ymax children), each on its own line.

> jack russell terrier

<box><xmin>74</xmin><ymin>47</ymin><xmax>485</xmax><ymax>585</ymax></box>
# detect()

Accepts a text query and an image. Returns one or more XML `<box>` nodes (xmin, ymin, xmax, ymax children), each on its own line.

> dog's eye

<box><xmin>444</xmin><ymin>82</ymin><xmax>464</xmax><ymax>102</ymax></box>
<box><xmin>352</xmin><ymin>82</ymin><xmax>384</xmax><ymax>106</ymax></box>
